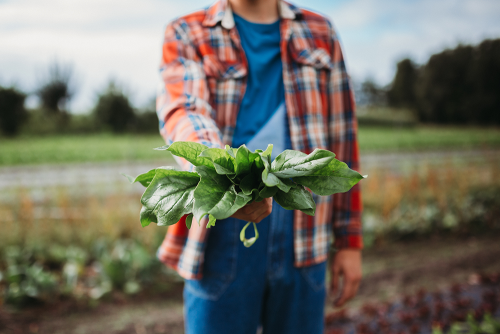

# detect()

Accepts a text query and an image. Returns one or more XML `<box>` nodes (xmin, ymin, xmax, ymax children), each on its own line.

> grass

<box><xmin>1</xmin><ymin>126</ymin><xmax>500</xmax><ymax>166</ymax></box>
<box><xmin>358</xmin><ymin>125</ymin><xmax>500</xmax><ymax>152</ymax></box>
<box><xmin>0</xmin><ymin>134</ymin><xmax>170</xmax><ymax>166</ymax></box>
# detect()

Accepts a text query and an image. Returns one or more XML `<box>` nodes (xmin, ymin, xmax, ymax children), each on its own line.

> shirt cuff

<box><xmin>333</xmin><ymin>234</ymin><xmax>363</xmax><ymax>250</ymax></box>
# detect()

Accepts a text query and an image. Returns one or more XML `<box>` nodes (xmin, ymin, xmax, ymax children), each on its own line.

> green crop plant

<box><xmin>125</xmin><ymin>142</ymin><xmax>365</xmax><ymax>247</ymax></box>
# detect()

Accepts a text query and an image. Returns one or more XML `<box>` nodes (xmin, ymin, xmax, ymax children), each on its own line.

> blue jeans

<box><xmin>183</xmin><ymin>201</ymin><xmax>327</xmax><ymax>334</ymax></box>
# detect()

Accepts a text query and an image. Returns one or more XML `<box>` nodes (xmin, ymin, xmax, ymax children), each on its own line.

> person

<box><xmin>156</xmin><ymin>0</ymin><xmax>362</xmax><ymax>333</ymax></box>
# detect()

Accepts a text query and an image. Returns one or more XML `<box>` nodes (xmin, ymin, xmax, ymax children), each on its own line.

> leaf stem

<box><xmin>240</xmin><ymin>222</ymin><xmax>259</xmax><ymax>247</ymax></box>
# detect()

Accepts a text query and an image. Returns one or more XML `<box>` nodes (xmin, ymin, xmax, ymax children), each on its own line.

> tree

<box><xmin>412</xmin><ymin>38</ymin><xmax>500</xmax><ymax>125</ymax></box>
<box><xmin>94</xmin><ymin>81</ymin><xmax>135</xmax><ymax>133</ymax></box>
<box><xmin>359</xmin><ymin>78</ymin><xmax>386</xmax><ymax>107</ymax></box>
<box><xmin>0</xmin><ymin>86</ymin><xmax>28</xmax><ymax>136</ymax></box>
<box><xmin>416</xmin><ymin>45</ymin><xmax>474</xmax><ymax>123</ymax></box>
<box><xmin>468</xmin><ymin>39</ymin><xmax>500</xmax><ymax>124</ymax></box>
<box><xmin>37</xmin><ymin>60</ymin><xmax>75</xmax><ymax>114</ymax></box>
<box><xmin>387</xmin><ymin>59</ymin><xmax>418</xmax><ymax>110</ymax></box>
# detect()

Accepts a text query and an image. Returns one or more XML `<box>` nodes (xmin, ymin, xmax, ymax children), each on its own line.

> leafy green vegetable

<box><xmin>122</xmin><ymin>166</ymin><xmax>175</xmax><ymax>187</ymax></box>
<box><xmin>185</xmin><ymin>214</ymin><xmax>193</xmax><ymax>229</ymax></box>
<box><xmin>234</xmin><ymin>145</ymin><xmax>260</xmax><ymax>177</ymax></box>
<box><xmin>274</xmin><ymin>186</ymin><xmax>316</xmax><ymax>216</ymax></box>
<box><xmin>271</xmin><ymin>148</ymin><xmax>335</xmax><ymax>178</ymax></box>
<box><xmin>192</xmin><ymin>166</ymin><xmax>251</xmax><ymax>223</ymax></box>
<box><xmin>155</xmin><ymin>142</ymin><xmax>213</xmax><ymax>168</ymax></box>
<box><xmin>139</xmin><ymin>169</ymin><xmax>199</xmax><ymax>227</ymax></box>
<box><xmin>199</xmin><ymin>148</ymin><xmax>235</xmax><ymax>175</ymax></box>
<box><xmin>293</xmin><ymin>159</ymin><xmax>365</xmax><ymax>196</ymax></box>
<box><xmin>125</xmin><ymin>142</ymin><xmax>365</xmax><ymax>247</ymax></box>
<box><xmin>206</xmin><ymin>214</ymin><xmax>217</xmax><ymax>228</ymax></box>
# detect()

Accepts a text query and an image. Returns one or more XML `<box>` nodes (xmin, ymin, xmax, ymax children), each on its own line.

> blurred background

<box><xmin>0</xmin><ymin>0</ymin><xmax>499</xmax><ymax>333</ymax></box>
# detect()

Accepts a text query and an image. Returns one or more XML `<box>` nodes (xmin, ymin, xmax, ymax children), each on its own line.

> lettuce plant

<box><xmin>125</xmin><ymin>142</ymin><xmax>365</xmax><ymax>247</ymax></box>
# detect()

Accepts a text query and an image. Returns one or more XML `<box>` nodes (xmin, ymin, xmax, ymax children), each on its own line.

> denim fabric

<box><xmin>183</xmin><ymin>201</ymin><xmax>327</xmax><ymax>334</ymax></box>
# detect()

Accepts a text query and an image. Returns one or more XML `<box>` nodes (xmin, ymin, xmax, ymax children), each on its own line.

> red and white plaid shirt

<box><xmin>156</xmin><ymin>0</ymin><xmax>362</xmax><ymax>280</ymax></box>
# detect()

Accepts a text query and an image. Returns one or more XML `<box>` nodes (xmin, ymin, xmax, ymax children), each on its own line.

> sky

<box><xmin>0</xmin><ymin>0</ymin><xmax>499</xmax><ymax>113</ymax></box>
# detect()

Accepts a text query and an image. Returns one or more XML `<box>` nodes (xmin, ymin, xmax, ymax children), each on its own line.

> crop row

<box><xmin>0</xmin><ymin>238</ymin><xmax>177</xmax><ymax>308</ymax></box>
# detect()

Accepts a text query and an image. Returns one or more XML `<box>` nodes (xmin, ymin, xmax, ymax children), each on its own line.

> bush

<box><xmin>387</xmin><ymin>58</ymin><xmax>418</xmax><ymax>110</ymax></box>
<box><xmin>94</xmin><ymin>82</ymin><xmax>136</xmax><ymax>133</ymax></box>
<box><xmin>36</xmin><ymin>61</ymin><xmax>75</xmax><ymax>115</ymax></box>
<box><xmin>0</xmin><ymin>86</ymin><xmax>28</xmax><ymax>137</ymax></box>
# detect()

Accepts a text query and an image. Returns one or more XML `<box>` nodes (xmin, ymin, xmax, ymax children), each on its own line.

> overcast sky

<box><xmin>1</xmin><ymin>0</ymin><xmax>499</xmax><ymax>113</ymax></box>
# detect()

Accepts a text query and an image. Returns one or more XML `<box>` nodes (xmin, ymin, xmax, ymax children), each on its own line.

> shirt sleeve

<box><xmin>157</xmin><ymin>20</ymin><xmax>223</xmax><ymax>171</ymax></box>
<box><xmin>326</xmin><ymin>21</ymin><xmax>363</xmax><ymax>250</ymax></box>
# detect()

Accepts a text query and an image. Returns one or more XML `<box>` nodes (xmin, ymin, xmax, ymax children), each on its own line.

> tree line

<box><xmin>2</xmin><ymin>38</ymin><xmax>499</xmax><ymax>137</ymax></box>
<box><xmin>361</xmin><ymin>38</ymin><xmax>500</xmax><ymax>125</ymax></box>
<box><xmin>0</xmin><ymin>62</ymin><xmax>158</xmax><ymax>137</ymax></box>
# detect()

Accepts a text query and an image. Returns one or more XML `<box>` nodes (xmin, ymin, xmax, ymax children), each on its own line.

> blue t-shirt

<box><xmin>232</xmin><ymin>13</ymin><xmax>286</xmax><ymax>153</ymax></box>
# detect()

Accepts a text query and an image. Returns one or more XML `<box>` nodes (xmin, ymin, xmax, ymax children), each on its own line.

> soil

<box><xmin>1</xmin><ymin>234</ymin><xmax>499</xmax><ymax>334</ymax></box>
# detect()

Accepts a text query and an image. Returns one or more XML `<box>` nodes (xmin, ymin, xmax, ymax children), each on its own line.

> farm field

<box><xmin>1</xmin><ymin>235</ymin><xmax>499</xmax><ymax>334</ymax></box>
<box><xmin>0</xmin><ymin>134</ymin><xmax>169</xmax><ymax>166</ymax></box>
<box><xmin>1</xmin><ymin>127</ymin><xmax>499</xmax><ymax>334</ymax></box>
<box><xmin>1</xmin><ymin>126</ymin><xmax>500</xmax><ymax>166</ymax></box>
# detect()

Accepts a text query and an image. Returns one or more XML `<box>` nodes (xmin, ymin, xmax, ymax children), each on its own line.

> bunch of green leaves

<box><xmin>2</xmin><ymin>246</ymin><xmax>58</xmax><ymax>307</ymax></box>
<box><xmin>125</xmin><ymin>142</ymin><xmax>365</xmax><ymax>247</ymax></box>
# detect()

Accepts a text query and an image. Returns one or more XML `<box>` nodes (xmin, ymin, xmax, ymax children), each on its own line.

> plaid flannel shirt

<box><xmin>156</xmin><ymin>0</ymin><xmax>362</xmax><ymax>280</ymax></box>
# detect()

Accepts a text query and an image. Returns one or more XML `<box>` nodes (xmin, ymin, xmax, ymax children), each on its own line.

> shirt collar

<box><xmin>203</xmin><ymin>0</ymin><xmax>300</xmax><ymax>29</ymax></box>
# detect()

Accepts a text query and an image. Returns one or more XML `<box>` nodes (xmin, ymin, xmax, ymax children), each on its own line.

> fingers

<box><xmin>335</xmin><ymin>273</ymin><xmax>361</xmax><ymax>307</ymax></box>
<box><xmin>330</xmin><ymin>265</ymin><xmax>340</xmax><ymax>299</ymax></box>
<box><xmin>330</xmin><ymin>249</ymin><xmax>362</xmax><ymax>307</ymax></box>
<box><xmin>246</xmin><ymin>198</ymin><xmax>272</xmax><ymax>223</ymax></box>
<box><xmin>232</xmin><ymin>198</ymin><xmax>272</xmax><ymax>223</ymax></box>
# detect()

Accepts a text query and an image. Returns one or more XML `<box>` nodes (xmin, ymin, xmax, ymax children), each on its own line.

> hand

<box><xmin>329</xmin><ymin>249</ymin><xmax>362</xmax><ymax>307</ymax></box>
<box><xmin>231</xmin><ymin>197</ymin><xmax>272</xmax><ymax>223</ymax></box>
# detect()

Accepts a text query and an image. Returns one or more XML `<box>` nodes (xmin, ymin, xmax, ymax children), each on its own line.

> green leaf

<box><xmin>199</xmin><ymin>148</ymin><xmax>235</xmax><ymax>175</ymax></box>
<box><xmin>261</xmin><ymin>153</ymin><xmax>292</xmax><ymax>193</ymax></box>
<box><xmin>193</xmin><ymin>166</ymin><xmax>252</xmax><ymax>222</ymax></box>
<box><xmin>239</xmin><ymin>172</ymin><xmax>260</xmax><ymax>195</ymax></box>
<box><xmin>122</xmin><ymin>166</ymin><xmax>176</xmax><ymax>187</ymax></box>
<box><xmin>122</xmin><ymin>170</ymin><xmax>154</xmax><ymax>187</ymax></box>
<box><xmin>206</xmin><ymin>214</ymin><xmax>216</xmax><ymax>228</ymax></box>
<box><xmin>163</xmin><ymin>142</ymin><xmax>213</xmax><ymax>168</ymax></box>
<box><xmin>225</xmin><ymin>145</ymin><xmax>237</xmax><ymax>159</ymax></box>
<box><xmin>185</xmin><ymin>214</ymin><xmax>193</xmax><ymax>229</ymax></box>
<box><xmin>259</xmin><ymin>186</ymin><xmax>278</xmax><ymax>198</ymax></box>
<box><xmin>140</xmin><ymin>169</ymin><xmax>200</xmax><ymax>226</ymax></box>
<box><xmin>154</xmin><ymin>145</ymin><xmax>170</xmax><ymax>151</ymax></box>
<box><xmin>261</xmin><ymin>144</ymin><xmax>273</xmax><ymax>157</ymax></box>
<box><xmin>274</xmin><ymin>185</ymin><xmax>316</xmax><ymax>216</ymax></box>
<box><xmin>139</xmin><ymin>205</ymin><xmax>157</xmax><ymax>227</ymax></box>
<box><xmin>293</xmin><ymin>159</ymin><xmax>364</xmax><ymax>196</ymax></box>
<box><xmin>235</xmin><ymin>145</ymin><xmax>260</xmax><ymax>177</ymax></box>
<box><xmin>271</xmin><ymin>148</ymin><xmax>336</xmax><ymax>178</ymax></box>
<box><xmin>240</xmin><ymin>222</ymin><xmax>259</xmax><ymax>247</ymax></box>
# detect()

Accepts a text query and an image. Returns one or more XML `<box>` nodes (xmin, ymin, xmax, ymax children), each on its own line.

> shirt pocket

<box><xmin>203</xmin><ymin>54</ymin><xmax>247</xmax><ymax>80</ymax></box>
<box><xmin>288</xmin><ymin>46</ymin><xmax>332</xmax><ymax>149</ymax></box>
<box><xmin>290</xmin><ymin>47</ymin><xmax>333</xmax><ymax>70</ymax></box>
